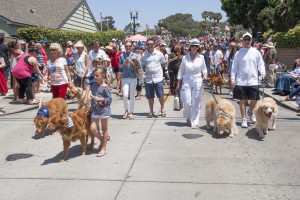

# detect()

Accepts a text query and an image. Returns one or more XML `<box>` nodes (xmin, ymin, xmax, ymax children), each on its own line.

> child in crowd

<box><xmin>89</xmin><ymin>67</ymin><xmax>112</xmax><ymax>157</ymax></box>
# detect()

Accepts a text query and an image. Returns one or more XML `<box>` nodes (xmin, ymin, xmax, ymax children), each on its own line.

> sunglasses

<box><xmin>125</xmin><ymin>46</ymin><xmax>132</xmax><ymax>48</ymax></box>
<box><xmin>190</xmin><ymin>45</ymin><xmax>199</xmax><ymax>48</ymax></box>
<box><xmin>50</xmin><ymin>49</ymin><xmax>57</xmax><ymax>52</ymax></box>
<box><xmin>146</xmin><ymin>44</ymin><xmax>154</xmax><ymax>47</ymax></box>
<box><xmin>243</xmin><ymin>38</ymin><xmax>251</xmax><ymax>41</ymax></box>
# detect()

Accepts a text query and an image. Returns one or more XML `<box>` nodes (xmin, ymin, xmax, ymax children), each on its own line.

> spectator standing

<box><xmin>73</xmin><ymin>40</ymin><xmax>89</xmax><ymax>88</ymax></box>
<box><xmin>230</xmin><ymin>32</ymin><xmax>266</xmax><ymax>128</ymax></box>
<box><xmin>107</xmin><ymin>44</ymin><xmax>122</xmax><ymax>95</ymax></box>
<box><xmin>46</xmin><ymin>43</ymin><xmax>73</xmax><ymax>99</ymax></box>
<box><xmin>0</xmin><ymin>36</ymin><xmax>10</xmax><ymax>82</ymax></box>
<box><xmin>0</xmin><ymin>53</ymin><xmax>8</xmax><ymax>95</ymax></box>
<box><xmin>176</xmin><ymin>38</ymin><xmax>207</xmax><ymax>129</ymax></box>
<box><xmin>168</xmin><ymin>45</ymin><xmax>182</xmax><ymax>95</ymax></box>
<box><xmin>264</xmin><ymin>42</ymin><xmax>278</xmax><ymax>87</ymax></box>
<box><xmin>210</xmin><ymin>42</ymin><xmax>223</xmax><ymax>75</ymax></box>
<box><xmin>7</xmin><ymin>40</ymin><xmax>23</xmax><ymax>100</ymax></box>
<box><xmin>119</xmin><ymin>41</ymin><xmax>140</xmax><ymax>119</ymax></box>
<box><xmin>39</xmin><ymin>39</ymin><xmax>48</xmax><ymax>65</ymax></box>
<box><xmin>65</xmin><ymin>41</ymin><xmax>75</xmax><ymax>67</ymax></box>
<box><xmin>141</xmin><ymin>38</ymin><xmax>167</xmax><ymax>118</ymax></box>
<box><xmin>12</xmin><ymin>47</ymin><xmax>44</xmax><ymax>104</ymax></box>
<box><xmin>87</xmin><ymin>41</ymin><xmax>108</xmax><ymax>87</ymax></box>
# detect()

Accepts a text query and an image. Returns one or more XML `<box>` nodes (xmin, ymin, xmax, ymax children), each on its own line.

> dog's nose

<box><xmin>268</xmin><ymin>111</ymin><xmax>273</xmax><ymax>115</ymax></box>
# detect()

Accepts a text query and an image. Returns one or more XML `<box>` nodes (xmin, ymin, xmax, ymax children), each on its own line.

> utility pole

<box><xmin>130</xmin><ymin>8</ymin><xmax>138</xmax><ymax>35</ymax></box>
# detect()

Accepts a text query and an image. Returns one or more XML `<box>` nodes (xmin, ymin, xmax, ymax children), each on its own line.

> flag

<box><xmin>154</xmin><ymin>25</ymin><xmax>159</xmax><ymax>30</ymax></box>
<box><xmin>146</xmin><ymin>24</ymin><xmax>151</xmax><ymax>30</ymax></box>
<box><xmin>100</xmin><ymin>12</ymin><xmax>105</xmax><ymax>22</ymax></box>
<box><xmin>225</xmin><ymin>25</ymin><xmax>230</xmax><ymax>31</ymax></box>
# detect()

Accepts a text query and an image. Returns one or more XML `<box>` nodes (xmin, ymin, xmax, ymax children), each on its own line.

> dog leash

<box><xmin>205</xmin><ymin>80</ymin><xmax>219</xmax><ymax>105</ymax></box>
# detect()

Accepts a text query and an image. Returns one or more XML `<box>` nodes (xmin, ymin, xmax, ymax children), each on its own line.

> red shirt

<box><xmin>108</xmin><ymin>50</ymin><xmax>122</xmax><ymax>68</ymax></box>
<box><xmin>40</xmin><ymin>47</ymin><xmax>48</xmax><ymax>64</ymax></box>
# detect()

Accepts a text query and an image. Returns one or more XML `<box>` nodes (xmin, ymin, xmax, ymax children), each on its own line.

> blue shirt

<box><xmin>119</xmin><ymin>52</ymin><xmax>140</xmax><ymax>79</ymax></box>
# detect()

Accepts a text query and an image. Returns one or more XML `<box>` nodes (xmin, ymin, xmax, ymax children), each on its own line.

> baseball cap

<box><xmin>39</xmin><ymin>39</ymin><xmax>46</xmax><ymax>43</ymax></box>
<box><xmin>243</xmin><ymin>32</ymin><xmax>252</xmax><ymax>39</ymax></box>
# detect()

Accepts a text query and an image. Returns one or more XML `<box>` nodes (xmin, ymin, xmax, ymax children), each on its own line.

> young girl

<box><xmin>90</xmin><ymin>67</ymin><xmax>112</xmax><ymax>157</ymax></box>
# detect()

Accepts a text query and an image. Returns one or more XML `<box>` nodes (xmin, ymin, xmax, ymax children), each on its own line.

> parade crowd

<box><xmin>0</xmin><ymin>32</ymin><xmax>299</xmax><ymax>156</ymax></box>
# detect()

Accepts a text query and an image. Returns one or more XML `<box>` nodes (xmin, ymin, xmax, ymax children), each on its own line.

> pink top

<box><xmin>12</xmin><ymin>53</ymin><xmax>34</xmax><ymax>79</ymax></box>
<box><xmin>47</xmin><ymin>57</ymin><xmax>68</xmax><ymax>85</ymax></box>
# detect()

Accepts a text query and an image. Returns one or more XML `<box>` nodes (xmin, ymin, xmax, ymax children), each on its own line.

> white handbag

<box><xmin>173</xmin><ymin>91</ymin><xmax>183</xmax><ymax>111</ymax></box>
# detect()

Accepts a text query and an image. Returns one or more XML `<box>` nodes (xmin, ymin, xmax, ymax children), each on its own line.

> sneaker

<box><xmin>228</xmin><ymin>91</ymin><xmax>233</xmax><ymax>96</ymax></box>
<box><xmin>248</xmin><ymin>109</ymin><xmax>256</xmax><ymax>123</ymax></box>
<box><xmin>128</xmin><ymin>113</ymin><xmax>134</xmax><ymax>120</ymax></box>
<box><xmin>241</xmin><ymin>118</ymin><xmax>248</xmax><ymax>128</ymax></box>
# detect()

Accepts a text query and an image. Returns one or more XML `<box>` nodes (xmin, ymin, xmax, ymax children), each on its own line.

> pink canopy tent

<box><xmin>127</xmin><ymin>34</ymin><xmax>148</xmax><ymax>42</ymax></box>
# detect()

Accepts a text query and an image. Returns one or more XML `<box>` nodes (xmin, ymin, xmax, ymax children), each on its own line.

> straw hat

<box><xmin>105</xmin><ymin>46</ymin><xmax>113</xmax><ymax>50</ymax></box>
<box><xmin>265</xmin><ymin>42</ymin><xmax>275</xmax><ymax>48</ymax></box>
<box><xmin>74</xmin><ymin>40</ymin><xmax>84</xmax><ymax>48</ymax></box>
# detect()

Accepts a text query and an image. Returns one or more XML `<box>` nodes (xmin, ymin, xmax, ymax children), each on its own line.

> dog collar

<box><xmin>36</xmin><ymin>106</ymin><xmax>49</xmax><ymax>118</ymax></box>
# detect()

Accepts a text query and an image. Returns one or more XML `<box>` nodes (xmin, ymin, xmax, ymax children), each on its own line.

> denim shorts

<box><xmin>145</xmin><ymin>81</ymin><xmax>164</xmax><ymax>99</ymax></box>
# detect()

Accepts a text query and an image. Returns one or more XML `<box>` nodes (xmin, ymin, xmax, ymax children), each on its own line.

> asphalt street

<box><xmin>0</xmin><ymin>85</ymin><xmax>299</xmax><ymax>200</ymax></box>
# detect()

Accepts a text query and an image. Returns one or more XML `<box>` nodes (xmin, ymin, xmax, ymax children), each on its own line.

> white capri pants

<box><xmin>122</xmin><ymin>78</ymin><xmax>137</xmax><ymax>113</ymax></box>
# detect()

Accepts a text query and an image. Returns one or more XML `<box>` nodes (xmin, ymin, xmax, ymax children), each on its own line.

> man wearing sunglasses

<box><xmin>230</xmin><ymin>32</ymin><xmax>266</xmax><ymax>128</ymax></box>
<box><xmin>141</xmin><ymin>38</ymin><xmax>167</xmax><ymax>118</ymax></box>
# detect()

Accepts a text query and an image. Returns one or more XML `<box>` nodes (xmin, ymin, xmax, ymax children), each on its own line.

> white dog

<box><xmin>253</xmin><ymin>97</ymin><xmax>278</xmax><ymax>139</ymax></box>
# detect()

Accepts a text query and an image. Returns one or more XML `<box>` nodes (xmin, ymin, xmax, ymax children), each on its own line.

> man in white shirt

<box><xmin>209</xmin><ymin>42</ymin><xmax>223</xmax><ymax>74</ymax></box>
<box><xmin>87</xmin><ymin>41</ymin><xmax>108</xmax><ymax>78</ymax></box>
<box><xmin>230</xmin><ymin>32</ymin><xmax>266</xmax><ymax>128</ymax></box>
<box><xmin>141</xmin><ymin>38</ymin><xmax>166</xmax><ymax>118</ymax></box>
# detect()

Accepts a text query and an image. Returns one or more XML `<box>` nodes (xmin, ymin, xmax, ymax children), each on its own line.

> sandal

<box><xmin>123</xmin><ymin>112</ymin><xmax>128</xmax><ymax>119</ymax></box>
<box><xmin>28</xmin><ymin>99</ymin><xmax>39</xmax><ymax>105</ymax></box>
<box><xmin>135</xmin><ymin>96</ymin><xmax>141</xmax><ymax>100</ymax></box>
<box><xmin>161</xmin><ymin>110</ymin><xmax>166</xmax><ymax>117</ymax></box>
<box><xmin>147</xmin><ymin>112</ymin><xmax>157</xmax><ymax>118</ymax></box>
<box><xmin>297</xmin><ymin>109</ymin><xmax>300</xmax><ymax>116</ymax></box>
<box><xmin>280</xmin><ymin>96</ymin><xmax>290</xmax><ymax>102</ymax></box>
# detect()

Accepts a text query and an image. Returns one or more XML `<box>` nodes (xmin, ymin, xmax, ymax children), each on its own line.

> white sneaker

<box><xmin>248</xmin><ymin>109</ymin><xmax>256</xmax><ymax>123</ymax></box>
<box><xmin>228</xmin><ymin>91</ymin><xmax>233</xmax><ymax>96</ymax></box>
<box><xmin>128</xmin><ymin>113</ymin><xmax>134</xmax><ymax>120</ymax></box>
<box><xmin>241</xmin><ymin>118</ymin><xmax>248</xmax><ymax>128</ymax></box>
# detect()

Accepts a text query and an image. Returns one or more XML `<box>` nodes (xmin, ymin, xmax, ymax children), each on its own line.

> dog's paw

<box><xmin>59</xmin><ymin>159</ymin><xmax>65</xmax><ymax>162</ymax></box>
<box><xmin>82</xmin><ymin>152</ymin><xmax>86</xmax><ymax>155</ymax></box>
<box><xmin>229</xmin><ymin>134</ymin><xmax>234</xmax><ymax>138</ymax></box>
<box><xmin>206</xmin><ymin>125</ymin><xmax>211</xmax><ymax>130</ymax></box>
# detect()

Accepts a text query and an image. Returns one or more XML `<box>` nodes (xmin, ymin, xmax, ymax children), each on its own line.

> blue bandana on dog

<box><xmin>66</xmin><ymin>115</ymin><xmax>74</xmax><ymax>128</ymax></box>
<box><xmin>36</xmin><ymin>106</ymin><xmax>49</xmax><ymax>118</ymax></box>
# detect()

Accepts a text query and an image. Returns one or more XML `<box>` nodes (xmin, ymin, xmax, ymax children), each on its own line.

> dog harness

<box><xmin>36</xmin><ymin>106</ymin><xmax>49</xmax><ymax>118</ymax></box>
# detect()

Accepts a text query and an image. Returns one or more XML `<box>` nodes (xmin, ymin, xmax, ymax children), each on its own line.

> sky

<box><xmin>86</xmin><ymin>0</ymin><xmax>227</xmax><ymax>31</ymax></box>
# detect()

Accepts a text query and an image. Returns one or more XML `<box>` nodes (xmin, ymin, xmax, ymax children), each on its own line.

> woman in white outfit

<box><xmin>119</xmin><ymin>41</ymin><xmax>140</xmax><ymax>119</ymax></box>
<box><xmin>176</xmin><ymin>38</ymin><xmax>207</xmax><ymax>128</ymax></box>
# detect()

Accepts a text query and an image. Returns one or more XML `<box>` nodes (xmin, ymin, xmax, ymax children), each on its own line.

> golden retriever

<box><xmin>33</xmin><ymin>98</ymin><xmax>68</xmax><ymax>138</ymax></box>
<box><xmin>207</xmin><ymin>70</ymin><xmax>225</xmax><ymax>94</ymax></box>
<box><xmin>47</xmin><ymin>108</ymin><xmax>95</xmax><ymax>162</ymax></box>
<box><xmin>253</xmin><ymin>97</ymin><xmax>278</xmax><ymax>139</ymax></box>
<box><xmin>205</xmin><ymin>97</ymin><xmax>238</xmax><ymax>137</ymax></box>
<box><xmin>66</xmin><ymin>86</ymin><xmax>91</xmax><ymax>109</ymax></box>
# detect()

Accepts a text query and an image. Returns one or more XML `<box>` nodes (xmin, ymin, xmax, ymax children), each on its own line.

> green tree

<box><xmin>274</xmin><ymin>0</ymin><xmax>300</xmax><ymax>32</ymax></box>
<box><xmin>97</xmin><ymin>16</ymin><xmax>116</xmax><ymax>31</ymax></box>
<box><xmin>201</xmin><ymin>11</ymin><xmax>210</xmax><ymax>21</ymax></box>
<box><xmin>221</xmin><ymin>0</ymin><xmax>280</xmax><ymax>36</ymax></box>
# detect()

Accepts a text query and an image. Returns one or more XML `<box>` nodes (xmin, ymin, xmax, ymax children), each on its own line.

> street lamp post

<box><xmin>130</xmin><ymin>8</ymin><xmax>138</xmax><ymax>35</ymax></box>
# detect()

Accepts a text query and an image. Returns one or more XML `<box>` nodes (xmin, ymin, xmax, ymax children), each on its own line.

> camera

<box><xmin>257</xmin><ymin>32</ymin><xmax>264</xmax><ymax>43</ymax></box>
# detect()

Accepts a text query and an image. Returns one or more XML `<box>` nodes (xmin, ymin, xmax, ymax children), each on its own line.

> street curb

<box><xmin>259</xmin><ymin>89</ymin><xmax>297</xmax><ymax>112</ymax></box>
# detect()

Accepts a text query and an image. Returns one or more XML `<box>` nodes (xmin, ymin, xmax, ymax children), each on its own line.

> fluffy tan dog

<box><xmin>253</xmin><ymin>97</ymin><xmax>278</xmax><ymax>139</ymax></box>
<box><xmin>66</xmin><ymin>86</ymin><xmax>91</xmax><ymax>109</ymax></box>
<box><xmin>47</xmin><ymin>108</ymin><xmax>94</xmax><ymax>162</ymax></box>
<box><xmin>205</xmin><ymin>97</ymin><xmax>238</xmax><ymax>137</ymax></box>
<box><xmin>34</xmin><ymin>98</ymin><xmax>68</xmax><ymax>138</ymax></box>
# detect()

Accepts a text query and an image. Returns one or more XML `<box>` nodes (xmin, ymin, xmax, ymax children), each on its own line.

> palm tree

<box><xmin>202</xmin><ymin>11</ymin><xmax>209</xmax><ymax>21</ymax></box>
<box><xmin>215</xmin><ymin>13</ymin><xmax>223</xmax><ymax>25</ymax></box>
